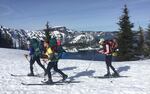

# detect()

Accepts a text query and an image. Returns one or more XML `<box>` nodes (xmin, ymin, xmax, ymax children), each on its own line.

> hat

<box><xmin>99</xmin><ymin>38</ymin><xmax>104</xmax><ymax>44</ymax></box>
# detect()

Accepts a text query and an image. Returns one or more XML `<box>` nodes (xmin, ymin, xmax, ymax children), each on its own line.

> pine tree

<box><xmin>117</xmin><ymin>5</ymin><xmax>134</xmax><ymax>61</ymax></box>
<box><xmin>138</xmin><ymin>26</ymin><xmax>144</xmax><ymax>55</ymax></box>
<box><xmin>146</xmin><ymin>24</ymin><xmax>150</xmax><ymax>40</ymax></box>
<box><xmin>145</xmin><ymin>23</ymin><xmax>150</xmax><ymax>56</ymax></box>
<box><xmin>5</xmin><ymin>32</ymin><xmax>13</xmax><ymax>48</ymax></box>
<box><xmin>0</xmin><ymin>29</ymin><xmax>2</xmax><ymax>47</ymax></box>
<box><xmin>44</xmin><ymin>21</ymin><xmax>51</xmax><ymax>41</ymax></box>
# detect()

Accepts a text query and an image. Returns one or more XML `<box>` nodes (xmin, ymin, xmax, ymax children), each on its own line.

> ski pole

<box><xmin>85</xmin><ymin>62</ymin><xmax>93</xmax><ymax>71</ymax></box>
<box><xmin>24</xmin><ymin>54</ymin><xmax>39</xmax><ymax>75</ymax></box>
<box><xmin>24</xmin><ymin>54</ymin><xmax>30</xmax><ymax>62</ymax></box>
<box><xmin>85</xmin><ymin>49</ymin><xmax>104</xmax><ymax>71</ymax></box>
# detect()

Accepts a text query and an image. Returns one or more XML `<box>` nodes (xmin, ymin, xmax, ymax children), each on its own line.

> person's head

<box><xmin>99</xmin><ymin>38</ymin><xmax>105</xmax><ymax>45</ymax></box>
<box><xmin>112</xmin><ymin>38</ymin><xmax>117</xmax><ymax>42</ymax></box>
<box><xmin>108</xmin><ymin>39</ymin><xmax>113</xmax><ymax>44</ymax></box>
<box><xmin>44</xmin><ymin>40</ymin><xmax>49</xmax><ymax>48</ymax></box>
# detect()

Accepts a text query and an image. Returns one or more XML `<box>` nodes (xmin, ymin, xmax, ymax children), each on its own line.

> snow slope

<box><xmin>0</xmin><ymin>48</ymin><xmax>150</xmax><ymax>94</ymax></box>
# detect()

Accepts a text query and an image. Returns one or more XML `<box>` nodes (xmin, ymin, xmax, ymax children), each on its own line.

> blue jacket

<box><xmin>29</xmin><ymin>46</ymin><xmax>34</xmax><ymax>55</ymax></box>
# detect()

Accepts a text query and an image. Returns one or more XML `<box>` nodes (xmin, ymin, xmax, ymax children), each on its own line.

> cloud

<box><xmin>0</xmin><ymin>4</ymin><xmax>14</xmax><ymax>16</ymax></box>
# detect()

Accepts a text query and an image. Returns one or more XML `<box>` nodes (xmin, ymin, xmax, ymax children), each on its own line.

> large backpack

<box><xmin>103</xmin><ymin>40</ymin><xmax>112</xmax><ymax>54</ymax></box>
<box><xmin>49</xmin><ymin>37</ymin><xmax>65</xmax><ymax>53</ymax></box>
<box><xmin>103</xmin><ymin>39</ymin><xmax>118</xmax><ymax>56</ymax></box>
<box><xmin>49</xmin><ymin>37</ymin><xmax>57</xmax><ymax>52</ymax></box>
<box><xmin>103</xmin><ymin>39</ymin><xmax>118</xmax><ymax>54</ymax></box>
<box><xmin>49</xmin><ymin>37</ymin><xmax>65</xmax><ymax>59</ymax></box>
<box><xmin>109</xmin><ymin>39</ymin><xmax>118</xmax><ymax>52</ymax></box>
<box><xmin>30</xmin><ymin>38</ymin><xmax>41</xmax><ymax>57</ymax></box>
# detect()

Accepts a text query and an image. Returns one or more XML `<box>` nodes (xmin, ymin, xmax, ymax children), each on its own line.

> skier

<box><xmin>28</xmin><ymin>38</ymin><xmax>46</xmax><ymax>76</ymax></box>
<box><xmin>98</xmin><ymin>38</ymin><xmax>119</xmax><ymax>77</ymax></box>
<box><xmin>43</xmin><ymin>39</ymin><xmax>68</xmax><ymax>84</ymax></box>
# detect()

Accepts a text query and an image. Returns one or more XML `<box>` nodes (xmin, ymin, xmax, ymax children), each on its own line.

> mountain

<box><xmin>70</xmin><ymin>33</ymin><xmax>94</xmax><ymax>44</ymax></box>
<box><xmin>0</xmin><ymin>26</ymin><xmax>75</xmax><ymax>49</ymax></box>
<box><xmin>0</xmin><ymin>25</ymin><xmax>119</xmax><ymax>50</ymax></box>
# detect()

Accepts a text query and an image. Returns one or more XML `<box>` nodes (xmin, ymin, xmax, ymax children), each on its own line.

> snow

<box><xmin>70</xmin><ymin>34</ymin><xmax>94</xmax><ymax>44</ymax></box>
<box><xmin>0</xmin><ymin>48</ymin><xmax>150</xmax><ymax>94</ymax></box>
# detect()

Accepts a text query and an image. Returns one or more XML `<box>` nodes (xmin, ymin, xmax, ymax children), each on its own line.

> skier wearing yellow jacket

<box><xmin>43</xmin><ymin>40</ymin><xmax>68</xmax><ymax>84</ymax></box>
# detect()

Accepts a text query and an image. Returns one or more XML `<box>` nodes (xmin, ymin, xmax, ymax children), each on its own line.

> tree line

<box><xmin>0</xmin><ymin>26</ymin><xmax>13</xmax><ymax>48</ymax></box>
<box><xmin>117</xmin><ymin>5</ymin><xmax>150</xmax><ymax>61</ymax></box>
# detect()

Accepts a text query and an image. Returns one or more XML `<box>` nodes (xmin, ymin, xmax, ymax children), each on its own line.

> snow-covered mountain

<box><xmin>0</xmin><ymin>25</ymin><xmax>118</xmax><ymax>50</ymax></box>
<box><xmin>70</xmin><ymin>33</ymin><xmax>94</xmax><ymax>44</ymax></box>
<box><xmin>0</xmin><ymin>48</ymin><xmax>150</xmax><ymax>94</ymax></box>
<box><xmin>0</xmin><ymin>26</ymin><xmax>75</xmax><ymax>49</ymax></box>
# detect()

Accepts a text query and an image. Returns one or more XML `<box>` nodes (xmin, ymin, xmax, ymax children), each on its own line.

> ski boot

<box><xmin>27</xmin><ymin>73</ymin><xmax>34</xmax><ymax>76</ymax></box>
<box><xmin>112</xmin><ymin>72</ymin><xmax>119</xmax><ymax>77</ymax></box>
<box><xmin>43</xmin><ymin>79</ymin><xmax>53</xmax><ymax>84</ymax></box>
<box><xmin>104</xmin><ymin>73</ymin><xmax>111</xmax><ymax>77</ymax></box>
<box><xmin>62</xmin><ymin>74</ymin><xmax>68</xmax><ymax>81</ymax></box>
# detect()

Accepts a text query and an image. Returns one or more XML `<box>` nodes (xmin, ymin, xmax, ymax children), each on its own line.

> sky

<box><xmin>0</xmin><ymin>0</ymin><xmax>150</xmax><ymax>31</ymax></box>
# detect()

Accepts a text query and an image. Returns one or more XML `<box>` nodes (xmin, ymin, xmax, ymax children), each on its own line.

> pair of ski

<box><xmin>11</xmin><ymin>74</ymin><xmax>80</xmax><ymax>85</ymax></box>
<box><xmin>10</xmin><ymin>74</ymin><xmax>43</xmax><ymax>77</ymax></box>
<box><xmin>90</xmin><ymin>75</ymin><xmax>129</xmax><ymax>79</ymax></box>
<box><xmin>21</xmin><ymin>80</ymin><xmax>80</xmax><ymax>86</ymax></box>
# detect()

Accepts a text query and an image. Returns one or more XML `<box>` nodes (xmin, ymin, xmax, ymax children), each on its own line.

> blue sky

<box><xmin>0</xmin><ymin>0</ymin><xmax>150</xmax><ymax>31</ymax></box>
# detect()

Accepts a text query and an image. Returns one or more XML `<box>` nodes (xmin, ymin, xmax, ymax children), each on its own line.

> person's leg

<box><xmin>104</xmin><ymin>55</ymin><xmax>111</xmax><ymax>76</ymax></box>
<box><xmin>108</xmin><ymin>55</ymin><xmax>119</xmax><ymax>76</ymax></box>
<box><xmin>111</xmin><ymin>64</ymin><xmax>119</xmax><ymax>76</ymax></box>
<box><xmin>28</xmin><ymin>56</ymin><xmax>35</xmax><ymax>76</ymax></box>
<box><xmin>46</xmin><ymin>62</ymin><xmax>54</xmax><ymax>82</ymax></box>
<box><xmin>35</xmin><ymin>56</ymin><xmax>46</xmax><ymax>73</ymax></box>
<box><xmin>53</xmin><ymin>61</ymin><xmax>67</xmax><ymax>80</ymax></box>
<box><xmin>109</xmin><ymin>64</ymin><xmax>117</xmax><ymax>73</ymax></box>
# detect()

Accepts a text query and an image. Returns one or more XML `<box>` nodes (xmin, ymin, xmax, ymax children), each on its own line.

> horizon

<box><xmin>0</xmin><ymin>0</ymin><xmax>150</xmax><ymax>31</ymax></box>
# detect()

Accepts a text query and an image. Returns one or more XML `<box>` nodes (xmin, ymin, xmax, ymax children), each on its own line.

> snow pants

<box><xmin>105</xmin><ymin>55</ymin><xmax>117</xmax><ymax>74</ymax></box>
<box><xmin>47</xmin><ymin>61</ymin><xmax>66</xmax><ymax>81</ymax></box>
<box><xmin>30</xmin><ymin>56</ymin><xmax>46</xmax><ymax>74</ymax></box>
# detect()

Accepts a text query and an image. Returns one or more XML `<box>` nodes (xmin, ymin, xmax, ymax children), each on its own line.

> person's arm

<box><xmin>98</xmin><ymin>50</ymin><xmax>104</xmax><ymax>54</ymax></box>
<box><xmin>29</xmin><ymin>47</ymin><xmax>33</xmax><ymax>55</ymax></box>
<box><xmin>104</xmin><ymin>44</ymin><xmax>110</xmax><ymax>54</ymax></box>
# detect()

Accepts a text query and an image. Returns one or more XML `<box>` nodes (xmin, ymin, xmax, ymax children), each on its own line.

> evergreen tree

<box><xmin>146</xmin><ymin>24</ymin><xmax>150</xmax><ymax>40</ymax></box>
<box><xmin>5</xmin><ymin>33</ymin><xmax>13</xmax><ymax>48</ymax></box>
<box><xmin>138</xmin><ymin>26</ymin><xmax>144</xmax><ymax>55</ymax></box>
<box><xmin>117</xmin><ymin>5</ymin><xmax>134</xmax><ymax>61</ymax></box>
<box><xmin>145</xmin><ymin>23</ymin><xmax>150</xmax><ymax>56</ymax></box>
<box><xmin>0</xmin><ymin>29</ymin><xmax>2</xmax><ymax>47</ymax></box>
<box><xmin>0</xmin><ymin>34</ymin><xmax>5</xmax><ymax>47</ymax></box>
<box><xmin>44</xmin><ymin>21</ymin><xmax>51</xmax><ymax>41</ymax></box>
<box><xmin>0</xmin><ymin>26</ymin><xmax>13</xmax><ymax>48</ymax></box>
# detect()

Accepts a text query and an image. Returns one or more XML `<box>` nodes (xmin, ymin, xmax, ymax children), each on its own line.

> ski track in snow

<box><xmin>0</xmin><ymin>48</ymin><xmax>150</xmax><ymax>94</ymax></box>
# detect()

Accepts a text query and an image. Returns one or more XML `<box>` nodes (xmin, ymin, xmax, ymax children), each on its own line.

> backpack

<box><xmin>109</xmin><ymin>39</ymin><xmax>118</xmax><ymax>52</ymax></box>
<box><xmin>49</xmin><ymin>37</ymin><xmax>57</xmax><ymax>51</ymax></box>
<box><xmin>103</xmin><ymin>39</ymin><xmax>118</xmax><ymax>54</ymax></box>
<box><xmin>30</xmin><ymin>38</ymin><xmax>41</xmax><ymax>57</ymax></box>
<box><xmin>49</xmin><ymin>37</ymin><xmax>65</xmax><ymax>53</ymax></box>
